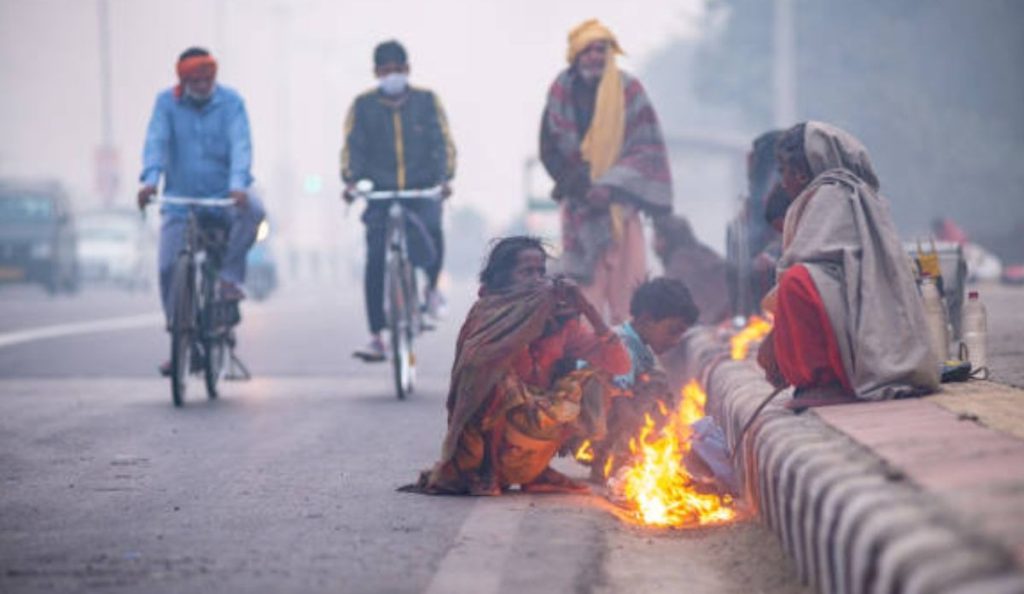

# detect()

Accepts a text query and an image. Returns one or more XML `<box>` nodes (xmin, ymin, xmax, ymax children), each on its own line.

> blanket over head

<box><xmin>775</xmin><ymin>121</ymin><xmax>939</xmax><ymax>400</ymax></box>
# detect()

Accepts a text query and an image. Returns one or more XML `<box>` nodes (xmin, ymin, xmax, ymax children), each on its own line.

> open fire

<box><xmin>608</xmin><ymin>380</ymin><xmax>737</xmax><ymax>528</ymax></box>
<box><xmin>730</xmin><ymin>315</ymin><xmax>773</xmax><ymax>361</ymax></box>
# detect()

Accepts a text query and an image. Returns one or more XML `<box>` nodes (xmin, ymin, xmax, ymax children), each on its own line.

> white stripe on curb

<box><xmin>424</xmin><ymin>498</ymin><xmax>527</xmax><ymax>594</ymax></box>
<box><xmin>0</xmin><ymin>312</ymin><xmax>163</xmax><ymax>349</ymax></box>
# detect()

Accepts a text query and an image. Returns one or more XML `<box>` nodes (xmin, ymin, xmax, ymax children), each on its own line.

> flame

<box><xmin>730</xmin><ymin>315</ymin><xmax>773</xmax><ymax>361</ymax></box>
<box><xmin>616</xmin><ymin>380</ymin><xmax>736</xmax><ymax>528</ymax></box>
<box><xmin>603</xmin><ymin>454</ymin><xmax>615</xmax><ymax>479</ymax></box>
<box><xmin>574</xmin><ymin>440</ymin><xmax>594</xmax><ymax>463</ymax></box>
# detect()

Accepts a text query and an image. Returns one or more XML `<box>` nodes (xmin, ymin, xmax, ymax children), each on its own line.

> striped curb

<box><xmin>676</xmin><ymin>328</ymin><xmax>1024</xmax><ymax>594</ymax></box>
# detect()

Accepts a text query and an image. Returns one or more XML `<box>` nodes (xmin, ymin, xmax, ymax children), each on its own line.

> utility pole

<box><xmin>772</xmin><ymin>0</ymin><xmax>797</xmax><ymax>127</ymax></box>
<box><xmin>96</xmin><ymin>0</ymin><xmax>118</xmax><ymax>207</ymax></box>
<box><xmin>215</xmin><ymin>0</ymin><xmax>228</xmax><ymax>69</ymax></box>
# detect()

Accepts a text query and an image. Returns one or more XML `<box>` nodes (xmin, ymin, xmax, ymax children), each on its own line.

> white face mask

<box><xmin>378</xmin><ymin>72</ymin><xmax>408</xmax><ymax>96</ymax></box>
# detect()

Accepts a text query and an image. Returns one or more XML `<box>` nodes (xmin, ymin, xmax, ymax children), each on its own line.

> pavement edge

<box><xmin>678</xmin><ymin>328</ymin><xmax>1024</xmax><ymax>594</ymax></box>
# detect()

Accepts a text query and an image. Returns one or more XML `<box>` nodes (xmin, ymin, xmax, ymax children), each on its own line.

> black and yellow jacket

<box><xmin>341</xmin><ymin>87</ymin><xmax>456</xmax><ymax>191</ymax></box>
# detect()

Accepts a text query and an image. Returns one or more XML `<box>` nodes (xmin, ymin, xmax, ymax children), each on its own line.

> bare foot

<box><xmin>468</xmin><ymin>472</ymin><xmax>501</xmax><ymax>497</ymax></box>
<box><xmin>522</xmin><ymin>467</ymin><xmax>590</xmax><ymax>494</ymax></box>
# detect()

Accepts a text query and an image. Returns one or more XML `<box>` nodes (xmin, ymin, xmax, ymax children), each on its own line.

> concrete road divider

<box><xmin>676</xmin><ymin>327</ymin><xmax>1024</xmax><ymax>594</ymax></box>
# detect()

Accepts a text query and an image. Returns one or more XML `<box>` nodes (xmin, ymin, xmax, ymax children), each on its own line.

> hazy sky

<box><xmin>0</xmin><ymin>0</ymin><xmax>705</xmax><ymax>247</ymax></box>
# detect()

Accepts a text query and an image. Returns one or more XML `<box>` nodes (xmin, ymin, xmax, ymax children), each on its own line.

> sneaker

<box><xmin>425</xmin><ymin>289</ymin><xmax>447</xmax><ymax>320</ymax></box>
<box><xmin>219</xmin><ymin>280</ymin><xmax>246</xmax><ymax>302</ymax></box>
<box><xmin>158</xmin><ymin>360</ymin><xmax>171</xmax><ymax>377</ymax></box>
<box><xmin>353</xmin><ymin>336</ymin><xmax>387</xmax><ymax>363</ymax></box>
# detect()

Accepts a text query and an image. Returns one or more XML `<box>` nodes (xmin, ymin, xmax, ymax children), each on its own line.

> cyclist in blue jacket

<box><xmin>341</xmin><ymin>40</ymin><xmax>457</xmax><ymax>362</ymax></box>
<box><xmin>138</xmin><ymin>47</ymin><xmax>264</xmax><ymax>376</ymax></box>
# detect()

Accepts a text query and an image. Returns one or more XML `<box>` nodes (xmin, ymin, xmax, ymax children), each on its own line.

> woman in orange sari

<box><xmin>418</xmin><ymin>237</ymin><xmax>630</xmax><ymax>495</ymax></box>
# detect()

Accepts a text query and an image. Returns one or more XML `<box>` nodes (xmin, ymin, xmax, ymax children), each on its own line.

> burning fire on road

<box><xmin>606</xmin><ymin>380</ymin><xmax>737</xmax><ymax>528</ymax></box>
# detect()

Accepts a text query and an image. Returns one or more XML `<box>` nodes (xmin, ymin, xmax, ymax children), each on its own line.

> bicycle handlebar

<box><xmin>355</xmin><ymin>185</ymin><xmax>444</xmax><ymax>201</ymax></box>
<box><xmin>154</xmin><ymin>196</ymin><xmax>237</xmax><ymax>207</ymax></box>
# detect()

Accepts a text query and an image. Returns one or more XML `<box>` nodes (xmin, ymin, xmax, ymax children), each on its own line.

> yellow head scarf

<box><xmin>567</xmin><ymin>19</ymin><xmax>627</xmax><ymax>239</ymax></box>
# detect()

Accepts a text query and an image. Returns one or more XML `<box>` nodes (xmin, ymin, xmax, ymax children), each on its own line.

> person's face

<box><xmin>634</xmin><ymin>314</ymin><xmax>690</xmax><ymax>355</ymax></box>
<box><xmin>184</xmin><ymin>71</ymin><xmax>215</xmax><ymax>99</ymax></box>
<box><xmin>779</xmin><ymin>158</ymin><xmax>811</xmax><ymax>199</ymax></box>
<box><xmin>509</xmin><ymin>249</ymin><xmax>547</xmax><ymax>288</ymax></box>
<box><xmin>576</xmin><ymin>41</ymin><xmax>609</xmax><ymax>83</ymax></box>
<box><xmin>375</xmin><ymin>61</ymin><xmax>409</xmax><ymax>78</ymax></box>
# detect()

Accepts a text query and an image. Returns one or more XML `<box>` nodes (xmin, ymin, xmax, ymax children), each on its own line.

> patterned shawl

<box><xmin>541</xmin><ymin>69</ymin><xmax>673</xmax><ymax>282</ymax></box>
<box><xmin>439</xmin><ymin>282</ymin><xmax>558</xmax><ymax>463</ymax></box>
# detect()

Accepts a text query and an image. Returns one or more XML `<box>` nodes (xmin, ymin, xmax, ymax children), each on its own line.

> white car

<box><xmin>76</xmin><ymin>210</ymin><xmax>154</xmax><ymax>290</ymax></box>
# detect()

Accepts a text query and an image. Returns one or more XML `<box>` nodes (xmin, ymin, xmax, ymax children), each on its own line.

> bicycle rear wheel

<box><xmin>201</xmin><ymin>272</ymin><xmax>228</xmax><ymax>399</ymax></box>
<box><xmin>203</xmin><ymin>338</ymin><xmax>226</xmax><ymax>399</ymax></box>
<box><xmin>169</xmin><ymin>255</ymin><xmax>195</xmax><ymax>407</ymax></box>
<box><xmin>387</xmin><ymin>256</ymin><xmax>415</xmax><ymax>400</ymax></box>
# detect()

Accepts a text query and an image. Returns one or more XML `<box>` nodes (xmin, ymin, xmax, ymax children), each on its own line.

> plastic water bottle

<box><xmin>920</xmin><ymin>277</ymin><xmax>949</xmax><ymax>362</ymax></box>
<box><xmin>961</xmin><ymin>291</ymin><xmax>988</xmax><ymax>378</ymax></box>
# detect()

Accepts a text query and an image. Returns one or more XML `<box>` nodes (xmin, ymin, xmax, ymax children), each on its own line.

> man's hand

<box><xmin>137</xmin><ymin>185</ymin><xmax>157</xmax><ymax>210</ymax></box>
<box><xmin>441</xmin><ymin>182</ymin><xmax>453</xmax><ymax>201</ymax></box>
<box><xmin>586</xmin><ymin>185</ymin><xmax>612</xmax><ymax>211</ymax></box>
<box><xmin>230</xmin><ymin>190</ymin><xmax>248</xmax><ymax>208</ymax></box>
<box><xmin>342</xmin><ymin>183</ymin><xmax>357</xmax><ymax>204</ymax></box>
<box><xmin>552</xmin><ymin>163</ymin><xmax>590</xmax><ymax>202</ymax></box>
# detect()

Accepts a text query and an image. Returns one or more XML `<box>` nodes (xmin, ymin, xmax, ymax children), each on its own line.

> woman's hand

<box><xmin>554</xmin><ymin>277</ymin><xmax>608</xmax><ymax>336</ymax></box>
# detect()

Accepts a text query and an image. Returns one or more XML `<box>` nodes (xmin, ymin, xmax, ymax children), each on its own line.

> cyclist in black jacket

<box><xmin>341</xmin><ymin>40</ymin><xmax>457</xmax><ymax>362</ymax></box>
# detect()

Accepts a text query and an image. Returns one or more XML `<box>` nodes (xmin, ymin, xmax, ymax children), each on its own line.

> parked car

<box><xmin>0</xmin><ymin>180</ymin><xmax>78</xmax><ymax>294</ymax></box>
<box><xmin>77</xmin><ymin>208</ymin><xmax>155</xmax><ymax>290</ymax></box>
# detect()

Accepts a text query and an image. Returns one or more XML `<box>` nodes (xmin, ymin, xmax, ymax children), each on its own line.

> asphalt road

<box><xmin>0</xmin><ymin>280</ymin><xmax>808</xmax><ymax>594</ymax></box>
<box><xmin>3</xmin><ymin>278</ymin><xmax>1019</xmax><ymax>593</ymax></box>
<box><xmin>977</xmin><ymin>282</ymin><xmax>1024</xmax><ymax>388</ymax></box>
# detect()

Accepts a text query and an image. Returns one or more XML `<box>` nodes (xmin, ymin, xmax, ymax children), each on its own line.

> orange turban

<box><xmin>174</xmin><ymin>55</ymin><xmax>218</xmax><ymax>98</ymax></box>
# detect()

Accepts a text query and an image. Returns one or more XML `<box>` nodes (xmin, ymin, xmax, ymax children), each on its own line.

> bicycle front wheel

<box><xmin>387</xmin><ymin>256</ymin><xmax>415</xmax><ymax>400</ymax></box>
<box><xmin>169</xmin><ymin>255</ymin><xmax>195</xmax><ymax>407</ymax></box>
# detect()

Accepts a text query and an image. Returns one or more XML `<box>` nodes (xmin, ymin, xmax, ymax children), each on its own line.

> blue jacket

<box><xmin>140</xmin><ymin>85</ymin><xmax>253</xmax><ymax>211</ymax></box>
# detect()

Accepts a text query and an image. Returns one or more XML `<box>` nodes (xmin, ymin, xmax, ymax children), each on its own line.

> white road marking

<box><xmin>424</xmin><ymin>498</ymin><xmax>528</xmax><ymax>594</ymax></box>
<box><xmin>0</xmin><ymin>312</ymin><xmax>163</xmax><ymax>349</ymax></box>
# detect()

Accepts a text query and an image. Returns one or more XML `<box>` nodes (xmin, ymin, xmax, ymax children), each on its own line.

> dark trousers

<box><xmin>363</xmin><ymin>200</ymin><xmax>444</xmax><ymax>334</ymax></box>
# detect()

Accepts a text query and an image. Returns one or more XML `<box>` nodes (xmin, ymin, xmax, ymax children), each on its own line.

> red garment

<box><xmin>772</xmin><ymin>265</ymin><xmax>853</xmax><ymax>394</ymax></box>
<box><xmin>510</xmin><ymin>317</ymin><xmax>630</xmax><ymax>389</ymax></box>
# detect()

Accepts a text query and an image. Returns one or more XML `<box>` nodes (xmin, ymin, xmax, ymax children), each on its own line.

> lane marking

<box><xmin>0</xmin><ymin>312</ymin><xmax>163</xmax><ymax>349</ymax></box>
<box><xmin>424</xmin><ymin>498</ymin><xmax>528</xmax><ymax>594</ymax></box>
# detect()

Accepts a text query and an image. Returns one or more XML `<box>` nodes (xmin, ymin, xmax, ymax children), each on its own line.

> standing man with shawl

<box><xmin>758</xmin><ymin>122</ymin><xmax>940</xmax><ymax>406</ymax></box>
<box><xmin>540</xmin><ymin>19</ymin><xmax>674</xmax><ymax>325</ymax></box>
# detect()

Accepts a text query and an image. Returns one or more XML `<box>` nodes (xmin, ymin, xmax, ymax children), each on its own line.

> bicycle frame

<box><xmin>151</xmin><ymin>196</ymin><xmax>240</xmax><ymax>405</ymax></box>
<box><xmin>352</xmin><ymin>184</ymin><xmax>442</xmax><ymax>399</ymax></box>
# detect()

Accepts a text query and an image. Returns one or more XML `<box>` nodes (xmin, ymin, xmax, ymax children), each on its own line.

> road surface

<box><xmin>4</xmin><ymin>278</ymin><xmax>1019</xmax><ymax>593</ymax></box>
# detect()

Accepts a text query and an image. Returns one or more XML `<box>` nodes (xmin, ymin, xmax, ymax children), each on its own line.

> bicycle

<box><xmin>351</xmin><ymin>181</ymin><xmax>443</xmax><ymax>400</ymax></box>
<box><xmin>151</xmin><ymin>196</ymin><xmax>249</xmax><ymax>407</ymax></box>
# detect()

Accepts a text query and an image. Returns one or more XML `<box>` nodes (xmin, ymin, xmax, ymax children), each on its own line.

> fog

<box><xmin>2</xmin><ymin>0</ymin><xmax>1021</xmax><ymax>280</ymax></box>
<box><xmin>0</xmin><ymin>0</ymin><xmax>704</xmax><ymax>276</ymax></box>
